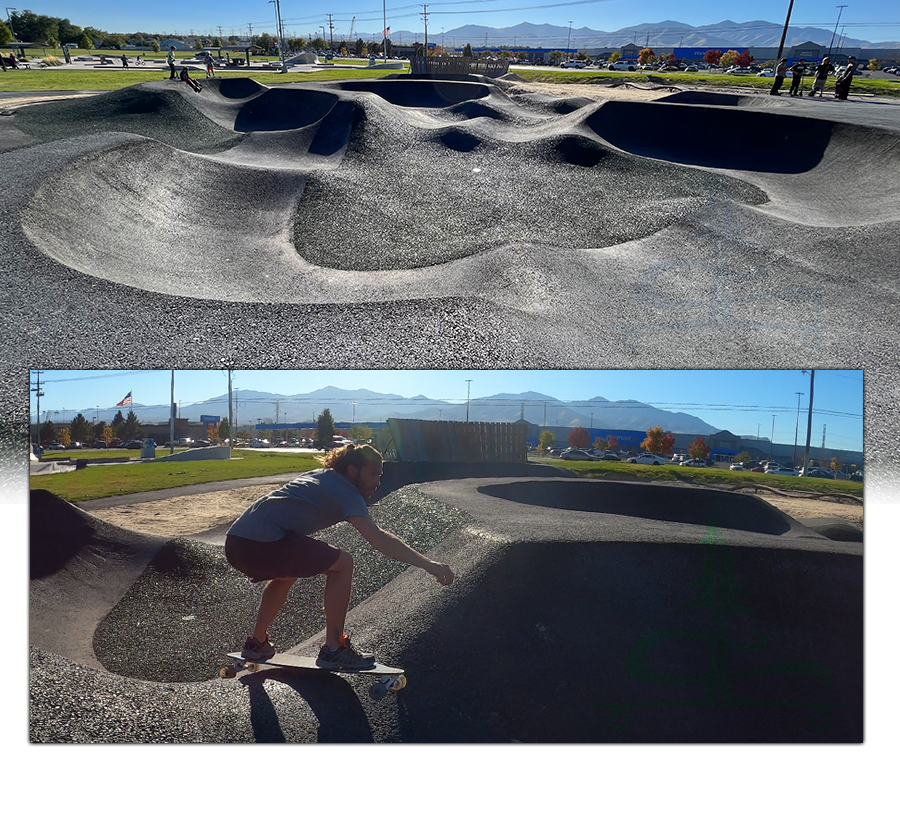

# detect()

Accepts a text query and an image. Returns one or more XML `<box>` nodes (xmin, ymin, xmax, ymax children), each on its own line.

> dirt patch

<box><xmin>505</xmin><ymin>80</ymin><xmax>676</xmax><ymax>103</ymax></box>
<box><xmin>85</xmin><ymin>483</ymin><xmax>863</xmax><ymax>537</ymax></box>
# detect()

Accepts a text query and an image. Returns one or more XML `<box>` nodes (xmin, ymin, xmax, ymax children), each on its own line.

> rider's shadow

<box><xmin>239</xmin><ymin>668</ymin><xmax>376</xmax><ymax>743</ymax></box>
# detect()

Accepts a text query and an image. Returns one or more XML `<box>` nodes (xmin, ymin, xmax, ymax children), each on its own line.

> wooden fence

<box><xmin>409</xmin><ymin>55</ymin><xmax>510</xmax><ymax>77</ymax></box>
<box><xmin>386</xmin><ymin>418</ymin><xmax>527</xmax><ymax>463</ymax></box>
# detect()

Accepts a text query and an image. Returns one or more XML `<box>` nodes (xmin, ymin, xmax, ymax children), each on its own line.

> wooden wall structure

<box><xmin>409</xmin><ymin>55</ymin><xmax>510</xmax><ymax>77</ymax></box>
<box><xmin>386</xmin><ymin>418</ymin><xmax>527</xmax><ymax>463</ymax></box>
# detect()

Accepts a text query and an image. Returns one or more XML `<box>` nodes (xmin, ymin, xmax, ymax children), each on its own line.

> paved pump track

<box><xmin>0</xmin><ymin>75</ymin><xmax>897</xmax><ymax>491</ymax></box>
<box><xmin>29</xmin><ymin>464</ymin><xmax>862</xmax><ymax>743</ymax></box>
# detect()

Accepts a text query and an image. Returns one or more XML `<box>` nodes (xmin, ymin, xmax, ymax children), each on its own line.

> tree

<box><xmin>638</xmin><ymin>47</ymin><xmax>655</xmax><ymax>67</ymax></box>
<box><xmin>568</xmin><ymin>427</ymin><xmax>590</xmax><ymax>448</ymax></box>
<box><xmin>79</xmin><ymin>33</ymin><xmax>93</xmax><ymax>50</ymax></box>
<box><xmin>0</xmin><ymin>23</ymin><xmax>11</xmax><ymax>47</ymax></box>
<box><xmin>548</xmin><ymin>50</ymin><xmax>565</xmax><ymax>65</ymax></box>
<box><xmin>688</xmin><ymin>436</ymin><xmax>711</xmax><ymax>460</ymax></box>
<box><xmin>610</xmin><ymin>51</ymin><xmax>621</xmax><ymax>63</ymax></box>
<box><xmin>719</xmin><ymin>49</ymin><xmax>740</xmax><ymax>69</ymax></box>
<box><xmin>463</xmin><ymin>43</ymin><xmax>473</xmax><ymax>57</ymax></box>
<box><xmin>316</xmin><ymin>409</ymin><xmax>336</xmax><ymax>448</ymax></box>
<box><xmin>311</xmin><ymin>36</ymin><xmax>327</xmax><ymax>51</ymax></box>
<box><xmin>40</xmin><ymin>420</ymin><xmax>55</xmax><ymax>443</ymax></box>
<box><xmin>354</xmin><ymin>38</ymin><xmax>364</xmax><ymax>55</ymax></box>
<box><xmin>101</xmin><ymin>425</ymin><xmax>114</xmax><ymax>444</ymax></box>
<box><xmin>208</xmin><ymin>424</ymin><xmax>219</xmax><ymax>443</ymax></box>
<box><xmin>869</xmin><ymin>58</ymin><xmax>880</xmax><ymax>71</ymax></box>
<box><xmin>593</xmin><ymin>437</ymin><xmax>609</xmax><ymax>451</ymax></box>
<box><xmin>607</xmin><ymin>436</ymin><xmax>619</xmax><ymax>451</ymax></box>
<box><xmin>213</xmin><ymin>37</ymin><xmax>222</xmax><ymax>48</ymax></box>
<box><xmin>111</xmin><ymin>410</ymin><xmax>125</xmax><ymax>430</ymax></box>
<box><xmin>151</xmin><ymin>39</ymin><xmax>159</xmax><ymax>53</ymax></box>
<box><xmin>830</xmin><ymin>456</ymin><xmax>841</xmax><ymax>476</ymax></box>
<box><xmin>218</xmin><ymin>418</ymin><xmax>231</xmax><ymax>443</ymax></box>
<box><xmin>93</xmin><ymin>420</ymin><xmax>108</xmax><ymax>440</ymax></box>
<box><xmin>733</xmin><ymin>49</ymin><xmax>754</xmax><ymax>68</ymax></box>
<box><xmin>641</xmin><ymin>426</ymin><xmax>675</xmax><ymax>456</ymax></box>
<box><xmin>539</xmin><ymin>430</ymin><xmax>555</xmax><ymax>450</ymax></box>
<box><xmin>120</xmin><ymin>410</ymin><xmax>142</xmax><ymax>441</ymax></box>
<box><xmin>735</xmin><ymin>451</ymin><xmax>752</xmax><ymax>463</ymax></box>
<box><xmin>58</xmin><ymin>428</ymin><xmax>71</xmax><ymax>447</ymax></box>
<box><xmin>70</xmin><ymin>413</ymin><xmax>92</xmax><ymax>443</ymax></box>
<box><xmin>703</xmin><ymin>49</ymin><xmax>723</xmax><ymax>69</ymax></box>
<box><xmin>352</xmin><ymin>425</ymin><xmax>373</xmax><ymax>442</ymax></box>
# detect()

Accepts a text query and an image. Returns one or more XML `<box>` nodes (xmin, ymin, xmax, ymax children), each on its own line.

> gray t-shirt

<box><xmin>227</xmin><ymin>468</ymin><xmax>370</xmax><ymax>542</ymax></box>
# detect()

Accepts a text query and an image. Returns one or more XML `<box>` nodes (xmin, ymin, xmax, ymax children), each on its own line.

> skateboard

<box><xmin>221</xmin><ymin>651</ymin><xmax>407</xmax><ymax>700</ymax></box>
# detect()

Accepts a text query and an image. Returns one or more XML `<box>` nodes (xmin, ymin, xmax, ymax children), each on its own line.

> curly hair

<box><xmin>318</xmin><ymin>443</ymin><xmax>383</xmax><ymax>474</ymax></box>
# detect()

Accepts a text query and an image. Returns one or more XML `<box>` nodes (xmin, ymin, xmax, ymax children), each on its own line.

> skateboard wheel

<box><xmin>369</xmin><ymin>682</ymin><xmax>388</xmax><ymax>701</ymax></box>
<box><xmin>246</xmin><ymin>662</ymin><xmax>261</xmax><ymax>673</ymax></box>
<box><xmin>220</xmin><ymin>665</ymin><xmax>237</xmax><ymax>679</ymax></box>
<box><xmin>391</xmin><ymin>675</ymin><xmax>407</xmax><ymax>692</ymax></box>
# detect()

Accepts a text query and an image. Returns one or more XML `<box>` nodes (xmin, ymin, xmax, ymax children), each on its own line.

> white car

<box><xmin>608</xmin><ymin>61</ymin><xmax>637</xmax><ymax>71</ymax></box>
<box><xmin>560</xmin><ymin>60</ymin><xmax>586</xmax><ymax>69</ymax></box>
<box><xmin>726</xmin><ymin>67</ymin><xmax>753</xmax><ymax>75</ymax></box>
<box><xmin>757</xmin><ymin>68</ymin><xmax>775</xmax><ymax>77</ymax></box>
<box><xmin>626</xmin><ymin>452</ymin><xmax>668</xmax><ymax>465</ymax></box>
<box><xmin>729</xmin><ymin>462</ymin><xmax>746</xmax><ymax>471</ymax></box>
<box><xmin>765</xmin><ymin>466</ymin><xmax>799</xmax><ymax>476</ymax></box>
<box><xmin>679</xmin><ymin>458</ymin><xmax>708</xmax><ymax>468</ymax></box>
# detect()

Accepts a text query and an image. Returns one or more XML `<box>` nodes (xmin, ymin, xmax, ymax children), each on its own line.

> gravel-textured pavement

<box><xmin>0</xmin><ymin>75</ymin><xmax>898</xmax><ymax>496</ymax></box>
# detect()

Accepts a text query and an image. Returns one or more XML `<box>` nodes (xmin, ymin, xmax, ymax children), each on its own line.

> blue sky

<box><xmin>14</xmin><ymin>1</ymin><xmax>899</xmax><ymax>44</ymax></box>
<box><xmin>30</xmin><ymin>369</ymin><xmax>864</xmax><ymax>451</ymax></box>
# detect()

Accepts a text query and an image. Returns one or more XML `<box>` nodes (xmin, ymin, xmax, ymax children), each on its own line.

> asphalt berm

<box><xmin>1</xmin><ymin>74</ymin><xmax>898</xmax><ymax>489</ymax></box>
<box><xmin>29</xmin><ymin>463</ymin><xmax>862</xmax><ymax>743</ymax></box>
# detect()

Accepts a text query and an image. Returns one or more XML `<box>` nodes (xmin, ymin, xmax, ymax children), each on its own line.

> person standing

<box><xmin>120</xmin><ymin>54</ymin><xmax>129</xmax><ymax>70</ymax></box>
<box><xmin>167</xmin><ymin>46</ymin><xmax>177</xmax><ymax>79</ymax></box>
<box><xmin>204</xmin><ymin>52</ymin><xmax>215</xmax><ymax>78</ymax></box>
<box><xmin>770</xmin><ymin>58</ymin><xmax>788</xmax><ymax>95</ymax></box>
<box><xmin>834</xmin><ymin>56</ymin><xmax>857</xmax><ymax>100</ymax></box>
<box><xmin>809</xmin><ymin>57</ymin><xmax>835</xmax><ymax>97</ymax></box>
<box><xmin>789</xmin><ymin>58</ymin><xmax>807</xmax><ymax>96</ymax></box>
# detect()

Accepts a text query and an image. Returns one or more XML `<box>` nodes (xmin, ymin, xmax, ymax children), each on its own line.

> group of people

<box><xmin>166</xmin><ymin>45</ymin><xmax>215</xmax><ymax>92</ymax></box>
<box><xmin>770</xmin><ymin>55</ymin><xmax>858</xmax><ymax>100</ymax></box>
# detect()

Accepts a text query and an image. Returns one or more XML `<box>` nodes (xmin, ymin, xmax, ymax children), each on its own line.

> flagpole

<box><xmin>383</xmin><ymin>0</ymin><xmax>387</xmax><ymax>63</ymax></box>
<box><xmin>169</xmin><ymin>371</ymin><xmax>175</xmax><ymax>454</ymax></box>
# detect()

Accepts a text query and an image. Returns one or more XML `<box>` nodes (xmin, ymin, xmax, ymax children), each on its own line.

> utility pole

<box><xmin>169</xmin><ymin>371</ymin><xmax>175</xmax><ymax>454</ymax></box>
<box><xmin>421</xmin><ymin>4</ymin><xmax>429</xmax><ymax>56</ymax></box>
<box><xmin>828</xmin><ymin>5</ymin><xmax>848</xmax><ymax>60</ymax></box>
<box><xmin>465</xmin><ymin>379</ymin><xmax>472</xmax><ymax>422</ymax></box>
<box><xmin>776</xmin><ymin>0</ymin><xmax>796</xmax><ymax>62</ymax></box>
<box><xmin>228</xmin><ymin>368</ymin><xmax>234</xmax><ymax>450</ymax></box>
<box><xmin>822</xmin><ymin>424</ymin><xmax>827</xmax><ymax>457</ymax></box>
<box><xmin>793</xmin><ymin>391</ymin><xmax>804</xmax><ymax>465</ymax></box>
<box><xmin>327</xmin><ymin>13</ymin><xmax>335</xmax><ymax>50</ymax></box>
<box><xmin>566</xmin><ymin>21</ymin><xmax>573</xmax><ymax>59</ymax></box>
<box><xmin>803</xmin><ymin>369</ymin><xmax>816</xmax><ymax>469</ymax></box>
<box><xmin>31</xmin><ymin>370</ymin><xmax>44</xmax><ymax>446</ymax></box>
<box><xmin>770</xmin><ymin>415</ymin><xmax>776</xmax><ymax>458</ymax></box>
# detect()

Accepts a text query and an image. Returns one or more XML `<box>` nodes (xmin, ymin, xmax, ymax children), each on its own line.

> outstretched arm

<box><xmin>346</xmin><ymin>515</ymin><xmax>454</xmax><ymax>585</ymax></box>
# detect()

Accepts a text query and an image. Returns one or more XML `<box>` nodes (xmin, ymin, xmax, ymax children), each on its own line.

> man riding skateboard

<box><xmin>225</xmin><ymin>444</ymin><xmax>454</xmax><ymax>668</ymax></box>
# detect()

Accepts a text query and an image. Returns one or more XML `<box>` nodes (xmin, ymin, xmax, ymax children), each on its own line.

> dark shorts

<box><xmin>225</xmin><ymin>531</ymin><xmax>342</xmax><ymax>582</ymax></box>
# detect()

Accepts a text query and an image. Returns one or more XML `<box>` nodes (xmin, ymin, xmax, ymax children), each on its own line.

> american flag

<box><xmin>116</xmin><ymin>391</ymin><xmax>133</xmax><ymax>407</ymax></box>
<box><xmin>382</xmin><ymin>27</ymin><xmax>390</xmax><ymax>37</ymax></box>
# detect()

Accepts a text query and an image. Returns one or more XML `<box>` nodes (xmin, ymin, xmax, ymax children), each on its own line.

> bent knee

<box><xmin>331</xmin><ymin>550</ymin><xmax>354</xmax><ymax>572</ymax></box>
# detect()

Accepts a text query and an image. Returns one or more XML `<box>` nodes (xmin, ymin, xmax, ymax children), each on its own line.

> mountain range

<box><xmin>359</xmin><ymin>19</ymin><xmax>899</xmax><ymax>50</ymax></box>
<box><xmin>48</xmin><ymin>387</ymin><xmax>720</xmax><ymax>436</ymax></box>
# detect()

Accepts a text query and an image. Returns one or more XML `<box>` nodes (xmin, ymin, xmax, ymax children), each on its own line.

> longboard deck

<box><xmin>225</xmin><ymin>651</ymin><xmax>403</xmax><ymax>676</ymax></box>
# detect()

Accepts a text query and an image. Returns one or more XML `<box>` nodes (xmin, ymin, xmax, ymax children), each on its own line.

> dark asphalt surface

<box><xmin>29</xmin><ymin>463</ymin><xmax>862</xmax><ymax>743</ymax></box>
<box><xmin>0</xmin><ymin>75</ymin><xmax>898</xmax><ymax>497</ymax></box>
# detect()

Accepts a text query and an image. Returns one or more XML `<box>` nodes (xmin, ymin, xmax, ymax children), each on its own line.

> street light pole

<box><xmin>793</xmin><ymin>391</ymin><xmax>804</xmax><ymax>465</ymax></box>
<box><xmin>465</xmin><ymin>379</ymin><xmax>472</xmax><ymax>422</ymax></box>
<box><xmin>776</xmin><ymin>0</ymin><xmax>796</xmax><ymax>62</ymax></box>
<box><xmin>566</xmin><ymin>21</ymin><xmax>573</xmax><ymax>60</ymax></box>
<box><xmin>828</xmin><ymin>5</ymin><xmax>848</xmax><ymax>60</ymax></box>
<box><xmin>803</xmin><ymin>370</ymin><xmax>816</xmax><ymax>468</ymax></box>
<box><xmin>770</xmin><ymin>415</ymin><xmax>776</xmax><ymax>458</ymax></box>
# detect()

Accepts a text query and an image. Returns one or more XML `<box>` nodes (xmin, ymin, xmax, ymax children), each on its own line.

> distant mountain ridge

<box><xmin>54</xmin><ymin>387</ymin><xmax>719</xmax><ymax>436</ymax></box>
<box><xmin>363</xmin><ymin>18</ymin><xmax>898</xmax><ymax>49</ymax></box>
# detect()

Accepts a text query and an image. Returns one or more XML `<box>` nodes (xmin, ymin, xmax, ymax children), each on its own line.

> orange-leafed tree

<box><xmin>641</xmin><ymin>426</ymin><xmax>674</xmax><ymax>455</ymax></box>
<box><xmin>703</xmin><ymin>49</ymin><xmax>722</xmax><ymax>69</ymax></box>
<box><xmin>688</xmin><ymin>436</ymin><xmax>711</xmax><ymax>460</ymax></box>
<box><xmin>638</xmin><ymin>47</ymin><xmax>655</xmax><ymax>66</ymax></box>
<box><xmin>607</xmin><ymin>435</ymin><xmax>619</xmax><ymax>450</ymax></box>
<box><xmin>568</xmin><ymin>427</ymin><xmax>590</xmax><ymax>448</ymax></box>
<box><xmin>734</xmin><ymin>49</ymin><xmax>754</xmax><ymax>68</ymax></box>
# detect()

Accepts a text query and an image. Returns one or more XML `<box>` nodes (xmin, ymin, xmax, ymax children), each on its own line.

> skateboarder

<box><xmin>204</xmin><ymin>53</ymin><xmax>215</xmax><ymax>78</ymax></box>
<box><xmin>809</xmin><ymin>57</ymin><xmax>835</xmax><ymax>96</ymax></box>
<box><xmin>770</xmin><ymin>58</ymin><xmax>788</xmax><ymax>95</ymax></box>
<box><xmin>788</xmin><ymin>59</ymin><xmax>806</xmax><ymax>96</ymax></box>
<box><xmin>179</xmin><ymin>65</ymin><xmax>203</xmax><ymax>92</ymax></box>
<box><xmin>225</xmin><ymin>443</ymin><xmax>455</xmax><ymax>668</ymax></box>
<box><xmin>167</xmin><ymin>46</ymin><xmax>177</xmax><ymax>79</ymax></box>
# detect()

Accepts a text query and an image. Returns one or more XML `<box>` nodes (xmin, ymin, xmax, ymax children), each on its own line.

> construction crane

<box><xmin>348</xmin><ymin>16</ymin><xmax>355</xmax><ymax>43</ymax></box>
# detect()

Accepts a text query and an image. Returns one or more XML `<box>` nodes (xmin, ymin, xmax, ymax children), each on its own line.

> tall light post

<box><xmin>770</xmin><ymin>415</ymin><xmax>776</xmax><ymax>458</ymax></box>
<box><xmin>802</xmin><ymin>370</ymin><xmax>816</xmax><ymax>469</ymax></box>
<box><xmin>566</xmin><ymin>21</ymin><xmax>573</xmax><ymax>60</ymax></box>
<box><xmin>465</xmin><ymin>379</ymin><xmax>472</xmax><ymax>422</ymax></box>
<box><xmin>793</xmin><ymin>391</ymin><xmax>804</xmax><ymax>465</ymax></box>
<box><xmin>5</xmin><ymin>8</ymin><xmax>16</xmax><ymax>41</ymax></box>
<box><xmin>828</xmin><ymin>5</ymin><xmax>848</xmax><ymax>60</ymax></box>
<box><xmin>268</xmin><ymin>0</ymin><xmax>287</xmax><ymax>72</ymax></box>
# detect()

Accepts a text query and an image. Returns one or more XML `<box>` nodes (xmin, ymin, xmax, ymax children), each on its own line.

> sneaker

<box><xmin>241</xmin><ymin>636</ymin><xmax>276</xmax><ymax>661</ymax></box>
<box><xmin>316</xmin><ymin>634</ymin><xmax>376</xmax><ymax>670</ymax></box>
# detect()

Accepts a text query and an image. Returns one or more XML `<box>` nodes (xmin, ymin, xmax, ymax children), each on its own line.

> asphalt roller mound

<box><xmin>29</xmin><ymin>475</ymin><xmax>862</xmax><ymax>742</ymax></box>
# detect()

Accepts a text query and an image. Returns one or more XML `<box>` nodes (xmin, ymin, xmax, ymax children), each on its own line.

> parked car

<box><xmin>48</xmin><ymin>442</ymin><xmax>65</xmax><ymax>450</ymax></box>
<box><xmin>729</xmin><ymin>462</ymin><xmax>746</xmax><ymax>471</ymax></box>
<box><xmin>682</xmin><ymin>65</ymin><xmax>698</xmax><ymax>72</ymax></box>
<box><xmin>680</xmin><ymin>458</ymin><xmax>708</xmax><ymax>467</ymax></box>
<box><xmin>626</xmin><ymin>452</ymin><xmax>668</xmax><ymax>465</ymax></box>
<box><xmin>561</xmin><ymin>448</ymin><xmax>597</xmax><ymax>460</ymax></box>
<box><xmin>799</xmin><ymin>467</ymin><xmax>834</xmax><ymax>479</ymax></box>
<box><xmin>123</xmin><ymin>440</ymin><xmax>143</xmax><ymax>449</ymax></box>
<box><xmin>671</xmin><ymin>454</ymin><xmax>686</xmax><ymax>464</ymax></box>
<box><xmin>849</xmin><ymin>471</ymin><xmax>863</xmax><ymax>482</ymax></box>
<box><xmin>190</xmin><ymin>439</ymin><xmax>211</xmax><ymax>447</ymax></box>
<box><xmin>726</xmin><ymin>67</ymin><xmax>753</xmax><ymax>75</ymax></box>
<box><xmin>765</xmin><ymin>466</ymin><xmax>799</xmax><ymax>476</ymax></box>
<box><xmin>608</xmin><ymin>61</ymin><xmax>637</xmax><ymax>71</ymax></box>
<box><xmin>66</xmin><ymin>441</ymin><xmax>82</xmax><ymax>449</ymax></box>
<box><xmin>596</xmin><ymin>450</ymin><xmax>621</xmax><ymax>461</ymax></box>
<box><xmin>250</xmin><ymin>439</ymin><xmax>271</xmax><ymax>448</ymax></box>
<box><xmin>560</xmin><ymin>59</ymin><xmax>587</xmax><ymax>69</ymax></box>
<box><xmin>92</xmin><ymin>440</ymin><xmax>108</xmax><ymax>448</ymax></box>
<box><xmin>757</xmin><ymin>68</ymin><xmax>775</xmax><ymax>77</ymax></box>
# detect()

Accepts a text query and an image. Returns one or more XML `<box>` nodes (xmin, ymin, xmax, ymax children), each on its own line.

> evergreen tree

<box><xmin>316</xmin><ymin>409</ymin><xmax>336</xmax><ymax>449</ymax></box>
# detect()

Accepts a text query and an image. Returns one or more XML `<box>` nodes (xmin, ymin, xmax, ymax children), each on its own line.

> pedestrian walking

<box><xmin>167</xmin><ymin>46</ymin><xmax>177</xmax><ymax>79</ymax></box>
<box><xmin>809</xmin><ymin>57</ymin><xmax>835</xmax><ymax>97</ymax></box>
<box><xmin>789</xmin><ymin>58</ymin><xmax>807</xmax><ymax>96</ymax></box>
<box><xmin>121</xmin><ymin>54</ymin><xmax>129</xmax><ymax>70</ymax></box>
<box><xmin>770</xmin><ymin>58</ymin><xmax>788</xmax><ymax>95</ymax></box>
<box><xmin>834</xmin><ymin>56</ymin><xmax>857</xmax><ymax>100</ymax></box>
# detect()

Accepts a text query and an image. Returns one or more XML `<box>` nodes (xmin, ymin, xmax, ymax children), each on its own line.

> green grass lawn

<box><xmin>514</xmin><ymin>67</ymin><xmax>900</xmax><ymax>98</ymax></box>
<box><xmin>538</xmin><ymin>458</ymin><xmax>863</xmax><ymax>497</ymax></box>
<box><xmin>30</xmin><ymin>450</ymin><xmax>322</xmax><ymax>502</ymax></box>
